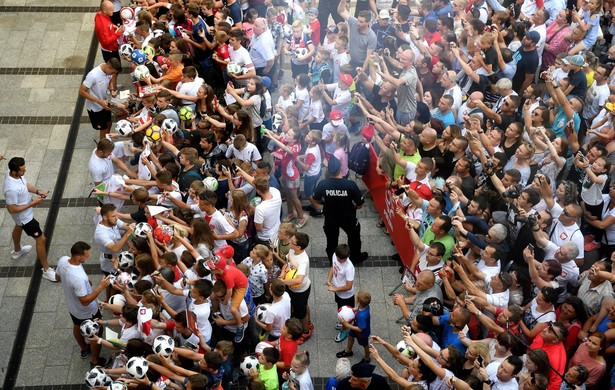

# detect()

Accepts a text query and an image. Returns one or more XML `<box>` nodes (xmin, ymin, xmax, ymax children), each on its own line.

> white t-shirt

<box><xmin>83</xmin><ymin>64</ymin><xmax>112</xmax><ymax>112</ymax></box>
<box><xmin>549</xmin><ymin>220</ymin><xmax>584</xmax><ymax>261</ymax></box>
<box><xmin>161</xmin><ymin>281</ymin><xmax>187</xmax><ymax>313</ymax></box>
<box><xmin>288</xmin><ymin>249</ymin><xmax>311</xmax><ymax>293</ymax></box>
<box><xmin>477</xmin><ymin>259</ymin><xmax>500</xmax><ymax>280</ymax></box>
<box><xmin>220</xmin><ymin>297</ymin><xmax>249</xmax><ymax>332</ymax></box>
<box><xmin>57</xmin><ymin>256</ymin><xmax>99</xmax><ymax>319</ymax></box>
<box><xmin>326</xmin><ymin>84</ymin><xmax>351</xmax><ymax>118</ymax></box>
<box><xmin>225</xmin><ymin>142</ymin><xmax>262</xmax><ymax>162</ymax></box>
<box><xmin>295</xmin><ymin>86</ymin><xmax>310</xmax><ymax>120</ymax></box>
<box><xmin>331</xmin><ymin>254</ymin><xmax>355</xmax><ymax>300</ymax></box>
<box><xmin>229</xmin><ymin>45</ymin><xmax>254</xmax><ymax>69</ymax></box>
<box><xmin>94</xmin><ymin>220</ymin><xmax>125</xmax><ymax>273</ymax></box>
<box><xmin>254</xmin><ymin>187</ymin><xmax>282</xmax><ymax>241</ymax></box>
<box><xmin>176</xmin><ymin>77</ymin><xmax>204</xmax><ymax>109</ymax></box>
<box><xmin>206</xmin><ymin>210</ymin><xmax>236</xmax><ymax>249</ymax></box>
<box><xmin>530</xmin><ymin>298</ymin><xmax>556</xmax><ymax>324</ymax></box>
<box><xmin>487</xmin><ymin>361</ymin><xmax>519</xmax><ymax>390</ymax></box>
<box><xmin>485</xmin><ymin>275</ymin><xmax>509</xmax><ymax>308</ymax></box>
<box><xmin>600</xmin><ymin>193</ymin><xmax>615</xmax><ymax>245</ymax></box>
<box><xmin>304</xmin><ymin>145</ymin><xmax>322</xmax><ymax>177</ymax></box>
<box><xmin>120</xmin><ymin>324</ymin><xmax>143</xmax><ymax>344</ymax></box>
<box><xmin>189</xmin><ymin>299</ymin><xmax>213</xmax><ymax>342</ymax></box>
<box><xmin>264</xmin><ymin>292</ymin><xmax>291</xmax><ymax>337</ymax></box>
<box><xmin>89</xmin><ymin>149</ymin><xmax>114</xmax><ymax>185</ymax></box>
<box><xmin>3</xmin><ymin>171</ymin><xmax>34</xmax><ymax>225</ymax></box>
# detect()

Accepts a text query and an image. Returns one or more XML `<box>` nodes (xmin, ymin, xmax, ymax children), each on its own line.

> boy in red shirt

<box><xmin>275</xmin><ymin>318</ymin><xmax>303</xmax><ymax>378</ymax></box>
<box><xmin>208</xmin><ymin>246</ymin><xmax>249</xmax><ymax>343</ymax></box>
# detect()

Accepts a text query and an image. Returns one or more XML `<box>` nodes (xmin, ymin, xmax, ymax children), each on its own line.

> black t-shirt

<box><xmin>371</xmin><ymin>84</ymin><xmax>398</xmax><ymax>114</ymax></box>
<box><xmin>419</xmin><ymin>144</ymin><xmax>443</xmax><ymax>159</ymax></box>
<box><xmin>130</xmin><ymin>207</ymin><xmax>147</xmax><ymax>223</ymax></box>
<box><xmin>512</xmin><ymin>48</ymin><xmax>539</xmax><ymax>92</ymax></box>
<box><xmin>483</xmin><ymin>45</ymin><xmax>498</xmax><ymax>73</ymax></box>
<box><xmin>313</xmin><ymin>178</ymin><xmax>364</xmax><ymax>219</ymax></box>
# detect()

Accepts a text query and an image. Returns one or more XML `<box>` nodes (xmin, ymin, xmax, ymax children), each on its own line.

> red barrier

<box><xmin>362</xmin><ymin>145</ymin><xmax>415</xmax><ymax>270</ymax></box>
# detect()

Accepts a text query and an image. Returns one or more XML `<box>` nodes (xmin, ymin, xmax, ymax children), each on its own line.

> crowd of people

<box><xmin>7</xmin><ymin>0</ymin><xmax>615</xmax><ymax>387</ymax></box>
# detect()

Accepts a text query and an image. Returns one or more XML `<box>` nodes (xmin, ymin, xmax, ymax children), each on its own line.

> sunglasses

<box><xmin>439</xmin><ymin>351</ymin><xmax>449</xmax><ymax>363</ymax></box>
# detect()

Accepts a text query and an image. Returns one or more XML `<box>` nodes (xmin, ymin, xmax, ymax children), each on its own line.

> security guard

<box><xmin>312</xmin><ymin>156</ymin><xmax>369</xmax><ymax>265</ymax></box>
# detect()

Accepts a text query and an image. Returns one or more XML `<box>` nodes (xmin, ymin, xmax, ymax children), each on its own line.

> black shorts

<box><xmin>87</xmin><ymin>109</ymin><xmax>112</xmax><ymax>130</ymax></box>
<box><xmin>287</xmin><ymin>285</ymin><xmax>311</xmax><ymax>320</ymax></box>
<box><xmin>70</xmin><ymin>309</ymin><xmax>103</xmax><ymax>326</ymax></box>
<box><xmin>21</xmin><ymin>219</ymin><xmax>43</xmax><ymax>238</ymax></box>
<box><xmin>335</xmin><ymin>294</ymin><xmax>355</xmax><ymax>309</ymax></box>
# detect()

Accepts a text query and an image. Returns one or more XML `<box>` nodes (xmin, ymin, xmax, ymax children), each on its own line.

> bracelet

<box><xmin>106</xmin><ymin>320</ymin><xmax>109</xmax><ymax>326</ymax></box>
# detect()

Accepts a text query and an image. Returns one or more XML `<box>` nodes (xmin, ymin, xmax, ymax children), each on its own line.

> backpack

<box><xmin>348</xmin><ymin>142</ymin><xmax>370</xmax><ymax>175</ymax></box>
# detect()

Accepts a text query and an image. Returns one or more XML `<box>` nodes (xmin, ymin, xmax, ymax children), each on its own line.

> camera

<box><xmin>502</xmin><ymin>187</ymin><xmax>520</xmax><ymax>199</ymax></box>
<box><xmin>515</xmin><ymin>214</ymin><xmax>537</xmax><ymax>225</ymax></box>
<box><xmin>422</xmin><ymin>301</ymin><xmax>442</xmax><ymax>315</ymax></box>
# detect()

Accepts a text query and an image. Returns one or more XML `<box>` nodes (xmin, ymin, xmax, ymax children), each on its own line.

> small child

<box><xmin>271</xmin><ymin>222</ymin><xmax>297</xmax><ymax>277</ymax></box>
<box><xmin>149</xmin><ymin>52</ymin><xmax>184</xmax><ymax>87</ymax></box>
<box><xmin>277</xmin><ymin>83</ymin><xmax>296</xmax><ymax>111</ymax></box>
<box><xmin>475</xmin><ymin>33</ymin><xmax>498</xmax><ymax>75</ymax></box>
<box><xmin>327</xmin><ymin>244</ymin><xmax>355</xmax><ymax>342</ymax></box>
<box><xmin>294</xmin><ymin>73</ymin><xmax>311</xmax><ymax>121</ymax></box>
<box><xmin>321</xmin><ymin>73</ymin><xmax>353</xmax><ymax>119</ymax></box>
<box><xmin>576</xmin><ymin>153</ymin><xmax>609</xmax><ymax>247</ymax></box>
<box><xmin>307</xmin><ymin>7</ymin><xmax>321</xmax><ymax>45</ymax></box>
<box><xmin>201</xmin><ymin>351</ymin><xmax>225</xmax><ymax>388</ymax></box>
<box><xmin>215</xmin><ymin>340</ymin><xmax>235</xmax><ymax>390</ymax></box>
<box><xmin>551</xmin><ymin>53</ymin><xmax>569</xmax><ymax>83</ymax></box>
<box><xmin>333</xmin><ymin>132</ymin><xmax>349</xmax><ymax>178</ymax></box>
<box><xmin>248</xmin><ymin>347</ymin><xmax>280</xmax><ymax>390</ymax></box>
<box><xmin>276</xmin><ymin>318</ymin><xmax>303</xmax><ymax>375</ymax></box>
<box><xmin>213</xmin><ymin>30</ymin><xmax>231</xmax><ymax>83</ymax></box>
<box><xmin>241</xmin><ymin>244</ymin><xmax>272</xmax><ymax>305</ymax></box>
<box><xmin>264</xmin><ymin>128</ymin><xmax>308</xmax><ymax>228</ymax></box>
<box><xmin>299</xmin><ymin>87</ymin><xmax>326</xmax><ymax>130</ymax></box>
<box><xmin>322</xmin><ymin>25</ymin><xmax>339</xmax><ymax>54</ymax></box>
<box><xmin>331</xmin><ymin>35</ymin><xmax>350</xmax><ymax>82</ymax></box>
<box><xmin>283</xmin><ymin>352</ymin><xmax>313</xmax><ymax>390</ymax></box>
<box><xmin>256</xmin><ymin>279</ymin><xmax>291</xmax><ymax>340</ymax></box>
<box><xmin>336</xmin><ymin>290</ymin><xmax>372</xmax><ymax>363</ymax></box>
<box><xmin>309</xmin><ymin>49</ymin><xmax>332</xmax><ymax>86</ymax></box>
<box><xmin>295</xmin><ymin>130</ymin><xmax>323</xmax><ymax>214</ymax></box>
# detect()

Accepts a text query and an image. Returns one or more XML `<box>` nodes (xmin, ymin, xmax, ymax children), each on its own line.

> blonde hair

<box><xmin>253</xmin><ymin>244</ymin><xmax>271</xmax><ymax>260</ymax></box>
<box><xmin>279</xmin><ymin>222</ymin><xmax>297</xmax><ymax>236</ymax></box>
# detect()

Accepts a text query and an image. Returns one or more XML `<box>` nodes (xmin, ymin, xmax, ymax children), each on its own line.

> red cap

<box><xmin>215</xmin><ymin>245</ymin><xmax>235</xmax><ymax>260</ymax></box>
<box><xmin>410</xmin><ymin>181</ymin><xmax>433</xmax><ymax>201</ymax></box>
<box><xmin>340</xmin><ymin>74</ymin><xmax>353</xmax><ymax>86</ymax></box>
<box><xmin>329</xmin><ymin>110</ymin><xmax>343</xmax><ymax>121</ymax></box>
<box><xmin>361</xmin><ymin>124</ymin><xmax>374</xmax><ymax>141</ymax></box>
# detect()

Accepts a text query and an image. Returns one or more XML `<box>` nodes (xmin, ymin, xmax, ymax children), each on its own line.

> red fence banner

<box><xmin>362</xmin><ymin>145</ymin><xmax>415</xmax><ymax>269</ymax></box>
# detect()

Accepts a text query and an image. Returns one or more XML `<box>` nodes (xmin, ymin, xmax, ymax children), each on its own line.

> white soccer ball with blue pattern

<box><xmin>119</xmin><ymin>43</ymin><xmax>134</xmax><ymax>59</ymax></box>
<box><xmin>134</xmin><ymin>65</ymin><xmax>150</xmax><ymax>81</ymax></box>
<box><xmin>85</xmin><ymin>367</ymin><xmax>112</xmax><ymax>387</ymax></box>
<box><xmin>227</xmin><ymin>61</ymin><xmax>242</xmax><ymax>75</ymax></box>
<box><xmin>118</xmin><ymin>251</ymin><xmax>135</xmax><ymax>269</ymax></box>
<box><xmin>161</xmin><ymin>118</ymin><xmax>178</xmax><ymax>135</ymax></box>
<box><xmin>256</xmin><ymin>303</ymin><xmax>271</xmax><ymax>322</ymax></box>
<box><xmin>126</xmin><ymin>356</ymin><xmax>149</xmax><ymax>378</ymax></box>
<box><xmin>134</xmin><ymin>222</ymin><xmax>152</xmax><ymax>238</ymax></box>
<box><xmin>109</xmin><ymin>381</ymin><xmax>128</xmax><ymax>390</ymax></box>
<box><xmin>153</xmin><ymin>335</ymin><xmax>175</xmax><ymax>358</ymax></box>
<box><xmin>294</xmin><ymin>47</ymin><xmax>308</xmax><ymax>59</ymax></box>
<box><xmin>80</xmin><ymin>319</ymin><xmax>100</xmax><ymax>338</ymax></box>
<box><xmin>396</xmin><ymin>340</ymin><xmax>414</xmax><ymax>357</ymax></box>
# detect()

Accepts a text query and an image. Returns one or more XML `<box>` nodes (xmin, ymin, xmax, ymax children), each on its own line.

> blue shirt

<box><xmin>437</xmin><ymin>313</ymin><xmax>467</xmax><ymax>354</ymax></box>
<box><xmin>352</xmin><ymin>306</ymin><xmax>371</xmax><ymax>339</ymax></box>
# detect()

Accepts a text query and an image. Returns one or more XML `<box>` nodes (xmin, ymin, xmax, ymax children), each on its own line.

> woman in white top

<box><xmin>520</xmin><ymin>286</ymin><xmax>558</xmax><ymax>341</ymax></box>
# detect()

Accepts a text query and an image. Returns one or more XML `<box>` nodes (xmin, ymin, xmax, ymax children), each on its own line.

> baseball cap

<box><xmin>330</xmin><ymin>110</ymin><xmax>343</xmax><ymax>126</ymax></box>
<box><xmin>361</xmin><ymin>123</ymin><xmax>375</xmax><ymax>141</ymax></box>
<box><xmin>215</xmin><ymin>245</ymin><xmax>235</xmax><ymax>260</ymax></box>
<box><xmin>567</xmin><ymin>54</ymin><xmax>588</xmax><ymax>67</ymax></box>
<box><xmin>525</xmin><ymin>31</ymin><xmax>541</xmax><ymax>45</ymax></box>
<box><xmin>327</xmin><ymin>25</ymin><xmax>339</xmax><ymax>34</ymax></box>
<box><xmin>495</xmin><ymin>78</ymin><xmax>512</xmax><ymax>90</ymax></box>
<box><xmin>340</xmin><ymin>73</ymin><xmax>353</xmax><ymax>86</ymax></box>
<box><xmin>328</xmin><ymin>155</ymin><xmax>342</xmax><ymax>175</ymax></box>
<box><xmin>308</xmin><ymin>7</ymin><xmax>318</xmax><ymax>15</ymax></box>
<box><xmin>379</xmin><ymin>9</ymin><xmax>390</xmax><ymax>19</ymax></box>
<box><xmin>261</xmin><ymin>76</ymin><xmax>272</xmax><ymax>89</ymax></box>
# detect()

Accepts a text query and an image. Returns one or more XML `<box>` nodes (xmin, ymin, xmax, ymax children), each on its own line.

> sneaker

<box><xmin>282</xmin><ymin>213</ymin><xmax>296</xmax><ymax>222</ymax></box>
<box><xmin>308</xmin><ymin>322</ymin><xmax>314</xmax><ymax>331</ymax></box>
<box><xmin>90</xmin><ymin>357</ymin><xmax>110</xmax><ymax>368</ymax></box>
<box><xmin>235</xmin><ymin>326</ymin><xmax>245</xmax><ymax>343</ymax></box>
<box><xmin>42</xmin><ymin>267</ymin><xmax>57</xmax><ymax>282</ymax></box>
<box><xmin>309</xmin><ymin>209</ymin><xmax>323</xmax><ymax>218</ymax></box>
<box><xmin>336</xmin><ymin>350</ymin><xmax>354</xmax><ymax>358</ymax></box>
<box><xmin>335</xmin><ymin>330</ymin><xmax>349</xmax><ymax>342</ymax></box>
<box><xmin>335</xmin><ymin>321</ymin><xmax>343</xmax><ymax>330</ymax></box>
<box><xmin>80</xmin><ymin>346</ymin><xmax>91</xmax><ymax>359</ymax></box>
<box><xmin>11</xmin><ymin>245</ymin><xmax>32</xmax><ymax>259</ymax></box>
<box><xmin>585</xmin><ymin>241</ymin><xmax>601</xmax><ymax>251</ymax></box>
<box><xmin>584</xmin><ymin>234</ymin><xmax>595</xmax><ymax>244</ymax></box>
<box><xmin>298</xmin><ymin>329</ymin><xmax>312</xmax><ymax>345</ymax></box>
<box><xmin>295</xmin><ymin>214</ymin><xmax>309</xmax><ymax>228</ymax></box>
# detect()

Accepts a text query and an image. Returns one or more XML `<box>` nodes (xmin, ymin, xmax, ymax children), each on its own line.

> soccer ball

<box><xmin>118</xmin><ymin>251</ymin><xmax>135</xmax><ymax>269</ymax></box>
<box><xmin>227</xmin><ymin>61</ymin><xmax>243</xmax><ymax>75</ymax></box>
<box><xmin>134</xmin><ymin>65</ymin><xmax>150</xmax><ymax>81</ymax></box>
<box><xmin>126</xmin><ymin>356</ymin><xmax>149</xmax><ymax>378</ymax></box>
<box><xmin>85</xmin><ymin>367</ymin><xmax>112</xmax><ymax>387</ymax></box>
<box><xmin>250</xmin><ymin>196</ymin><xmax>262</xmax><ymax>207</ymax></box>
<box><xmin>255</xmin><ymin>341</ymin><xmax>273</xmax><ymax>356</ymax></box>
<box><xmin>109</xmin><ymin>294</ymin><xmax>127</xmax><ymax>307</ymax></box>
<box><xmin>109</xmin><ymin>382</ymin><xmax>128</xmax><ymax>390</ymax></box>
<box><xmin>256</xmin><ymin>304</ymin><xmax>271</xmax><ymax>322</ymax></box>
<box><xmin>284</xmin><ymin>269</ymin><xmax>301</xmax><ymax>289</ymax></box>
<box><xmin>141</xmin><ymin>45</ymin><xmax>155</xmax><ymax>59</ymax></box>
<box><xmin>153</xmin><ymin>335</ymin><xmax>175</xmax><ymax>358</ymax></box>
<box><xmin>294</xmin><ymin>47</ymin><xmax>308</xmax><ymax>59</ymax></box>
<box><xmin>396</xmin><ymin>340</ymin><xmax>415</xmax><ymax>357</ymax></box>
<box><xmin>337</xmin><ymin>305</ymin><xmax>356</xmax><ymax>323</ymax></box>
<box><xmin>161</xmin><ymin>118</ymin><xmax>178</xmax><ymax>135</ymax></box>
<box><xmin>120</xmin><ymin>6</ymin><xmax>135</xmax><ymax>21</ymax></box>
<box><xmin>134</xmin><ymin>222</ymin><xmax>153</xmax><ymax>238</ymax></box>
<box><xmin>152</xmin><ymin>29</ymin><xmax>165</xmax><ymax>38</ymax></box>
<box><xmin>153</xmin><ymin>225</ymin><xmax>174</xmax><ymax>244</ymax></box>
<box><xmin>119</xmin><ymin>43</ymin><xmax>133</xmax><ymax>58</ymax></box>
<box><xmin>115</xmin><ymin>271</ymin><xmax>133</xmax><ymax>287</ymax></box>
<box><xmin>130</xmin><ymin>49</ymin><xmax>147</xmax><ymax>65</ymax></box>
<box><xmin>80</xmin><ymin>319</ymin><xmax>100</xmax><ymax>338</ymax></box>
<box><xmin>115</xmin><ymin>119</ymin><xmax>134</xmax><ymax>136</ymax></box>
<box><xmin>240</xmin><ymin>355</ymin><xmax>260</xmax><ymax>376</ymax></box>
<box><xmin>145</xmin><ymin>125</ymin><xmax>162</xmax><ymax>143</ymax></box>
<box><xmin>202</xmin><ymin>176</ymin><xmax>219</xmax><ymax>191</ymax></box>
<box><xmin>178</xmin><ymin>106</ymin><xmax>194</xmax><ymax>121</ymax></box>
<box><xmin>226</xmin><ymin>16</ymin><xmax>235</xmax><ymax>25</ymax></box>
<box><xmin>127</xmin><ymin>273</ymin><xmax>139</xmax><ymax>290</ymax></box>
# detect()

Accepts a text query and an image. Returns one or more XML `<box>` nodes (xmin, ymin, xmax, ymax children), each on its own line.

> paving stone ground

<box><xmin>0</xmin><ymin>2</ymin><xmax>412</xmax><ymax>388</ymax></box>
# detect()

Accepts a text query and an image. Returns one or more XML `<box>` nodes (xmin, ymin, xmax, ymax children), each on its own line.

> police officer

<box><xmin>312</xmin><ymin>156</ymin><xmax>369</xmax><ymax>265</ymax></box>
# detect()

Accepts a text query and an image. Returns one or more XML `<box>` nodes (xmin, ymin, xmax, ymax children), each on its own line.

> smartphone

<box><xmin>477</xmin><ymin>355</ymin><xmax>484</xmax><ymax>366</ymax></box>
<box><xmin>528</xmin><ymin>243</ymin><xmax>534</xmax><ymax>251</ymax></box>
<box><xmin>184</xmin><ymin>341</ymin><xmax>199</xmax><ymax>351</ymax></box>
<box><xmin>395</xmin><ymin>187</ymin><xmax>406</xmax><ymax>196</ymax></box>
